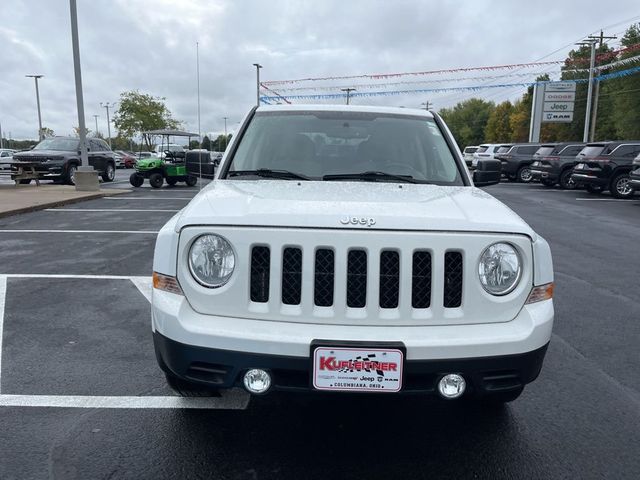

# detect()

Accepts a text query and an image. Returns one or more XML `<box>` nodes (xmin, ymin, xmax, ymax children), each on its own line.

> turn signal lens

<box><xmin>525</xmin><ymin>282</ymin><xmax>554</xmax><ymax>304</ymax></box>
<box><xmin>153</xmin><ymin>272</ymin><xmax>183</xmax><ymax>295</ymax></box>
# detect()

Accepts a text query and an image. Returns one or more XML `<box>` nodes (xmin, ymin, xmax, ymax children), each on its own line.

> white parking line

<box><xmin>0</xmin><ymin>391</ymin><xmax>250</xmax><ymax>409</ymax></box>
<box><xmin>574</xmin><ymin>198</ymin><xmax>636</xmax><ymax>202</ymax></box>
<box><xmin>0</xmin><ymin>274</ymin><xmax>248</xmax><ymax>409</ymax></box>
<box><xmin>0</xmin><ymin>229</ymin><xmax>158</xmax><ymax>234</ymax></box>
<box><xmin>3</xmin><ymin>274</ymin><xmax>151</xmax><ymax>280</ymax></box>
<box><xmin>105</xmin><ymin>197</ymin><xmax>193</xmax><ymax>200</ymax></box>
<box><xmin>45</xmin><ymin>209</ymin><xmax>180</xmax><ymax>213</ymax></box>
<box><xmin>0</xmin><ymin>276</ymin><xmax>6</xmax><ymax>393</ymax></box>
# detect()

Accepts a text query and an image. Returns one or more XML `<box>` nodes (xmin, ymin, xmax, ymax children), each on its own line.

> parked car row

<box><xmin>464</xmin><ymin>140</ymin><xmax>640</xmax><ymax>198</ymax></box>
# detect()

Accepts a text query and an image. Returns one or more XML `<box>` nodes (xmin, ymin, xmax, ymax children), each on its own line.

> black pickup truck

<box><xmin>12</xmin><ymin>136</ymin><xmax>116</xmax><ymax>185</ymax></box>
<box><xmin>571</xmin><ymin>141</ymin><xmax>640</xmax><ymax>198</ymax></box>
<box><xmin>530</xmin><ymin>142</ymin><xmax>586</xmax><ymax>189</ymax></box>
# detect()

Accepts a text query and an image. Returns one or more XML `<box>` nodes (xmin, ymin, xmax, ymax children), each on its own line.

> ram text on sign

<box><xmin>544</xmin><ymin>92</ymin><xmax>576</xmax><ymax>102</ymax></box>
<box><xmin>542</xmin><ymin>111</ymin><xmax>574</xmax><ymax>123</ymax></box>
<box><xmin>543</xmin><ymin>101</ymin><xmax>575</xmax><ymax>112</ymax></box>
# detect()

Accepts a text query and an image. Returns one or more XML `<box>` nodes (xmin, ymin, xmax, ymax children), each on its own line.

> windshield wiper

<box><xmin>227</xmin><ymin>169</ymin><xmax>311</xmax><ymax>180</ymax></box>
<box><xmin>323</xmin><ymin>171</ymin><xmax>421</xmax><ymax>184</ymax></box>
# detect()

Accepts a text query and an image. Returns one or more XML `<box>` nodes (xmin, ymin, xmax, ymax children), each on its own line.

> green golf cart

<box><xmin>129</xmin><ymin>129</ymin><xmax>199</xmax><ymax>188</ymax></box>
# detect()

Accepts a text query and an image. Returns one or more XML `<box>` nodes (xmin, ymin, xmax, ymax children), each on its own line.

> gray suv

<box><xmin>496</xmin><ymin>144</ymin><xmax>542</xmax><ymax>183</ymax></box>
<box><xmin>12</xmin><ymin>137</ymin><xmax>116</xmax><ymax>185</ymax></box>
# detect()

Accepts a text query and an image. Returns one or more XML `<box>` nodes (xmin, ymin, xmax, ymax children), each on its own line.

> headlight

<box><xmin>189</xmin><ymin>234</ymin><xmax>235</xmax><ymax>288</ymax></box>
<box><xmin>478</xmin><ymin>242</ymin><xmax>522</xmax><ymax>295</ymax></box>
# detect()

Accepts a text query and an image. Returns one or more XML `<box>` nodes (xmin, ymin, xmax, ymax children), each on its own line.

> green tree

<box><xmin>113</xmin><ymin>90</ymin><xmax>181</xmax><ymax>149</ymax></box>
<box><xmin>484</xmin><ymin>101</ymin><xmax>513</xmax><ymax>142</ymax></box>
<box><xmin>40</xmin><ymin>127</ymin><xmax>55</xmax><ymax>138</ymax></box>
<box><xmin>201</xmin><ymin>135</ymin><xmax>211</xmax><ymax>151</ymax></box>
<box><xmin>189</xmin><ymin>140</ymin><xmax>200</xmax><ymax>149</ymax></box>
<box><xmin>438</xmin><ymin>98</ymin><xmax>495</xmax><ymax>147</ymax></box>
<box><xmin>611</xmin><ymin>23</ymin><xmax>640</xmax><ymax>139</ymax></box>
<box><xmin>211</xmin><ymin>134</ymin><xmax>232</xmax><ymax>151</ymax></box>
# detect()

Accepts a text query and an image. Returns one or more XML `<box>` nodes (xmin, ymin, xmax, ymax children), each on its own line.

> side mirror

<box><xmin>473</xmin><ymin>159</ymin><xmax>501</xmax><ymax>187</ymax></box>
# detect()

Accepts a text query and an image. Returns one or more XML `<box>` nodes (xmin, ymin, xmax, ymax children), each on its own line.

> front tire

<box><xmin>610</xmin><ymin>173</ymin><xmax>633</xmax><ymax>199</ymax></box>
<box><xmin>65</xmin><ymin>163</ymin><xmax>78</xmax><ymax>185</ymax></box>
<box><xmin>149</xmin><ymin>172</ymin><xmax>164</xmax><ymax>188</ymax></box>
<box><xmin>101</xmin><ymin>163</ymin><xmax>115</xmax><ymax>182</ymax></box>
<box><xmin>517</xmin><ymin>166</ymin><xmax>533</xmax><ymax>183</ymax></box>
<box><xmin>129</xmin><ymin>173</ymin><xmax>144</xmax><ymax>187</ymax></box>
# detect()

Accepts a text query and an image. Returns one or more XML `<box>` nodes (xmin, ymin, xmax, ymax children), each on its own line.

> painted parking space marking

<box><xmin>574</xmin><ymin>198</ymin><xmax>637</xmax><ymax>202</ymax></box>
<box><xmin>0</xmin><ymin>274</ymin><xmax>248</xmax><ymax>409</ymax></box>
<box><xmin>0</xmin><ymin>229</ymin><xmax>159</xmax><ymax>234</ymax></box>
<box><xmin>44</xmin><ymin>208</ymin><xmax>180</xmax><ymax>213</ymax></box>
<box><xmin>104</xmin><ymin>197</ymin><xmax>193</xmax><ymax>200</ymax></box>
<box><xmin>0</xmin><ymin>392</ymin><xmax>250</xmax><ymax>409</ymax></box>
<box><xmin>0</xmin><ymin>276</ymin><xmax>6</xmax><ymax>393</ymax></box>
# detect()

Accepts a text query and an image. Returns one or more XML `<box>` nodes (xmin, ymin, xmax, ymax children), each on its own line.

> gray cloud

<box><xmin>0</xmin><ymin>0</ymin><xmax>637</xmax><ymax>140</ymax></box>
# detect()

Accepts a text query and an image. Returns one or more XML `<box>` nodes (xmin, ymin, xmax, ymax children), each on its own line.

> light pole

<box><xmin>341</xmin><ymin>88</ymin><xmax>356</xmax><ymax>105</ymax></box>
<box><xmin>100</xmin><ymin>102</ymin><xmax>115</xmax><ymax>148</ymax></box>
<box><xmin>196</xmin><ymin>41</ymin><xmax>201</xmax><ymax>146</ymax></box>
<box><xmin>223</xmin><ymin>116</ymin><xmax>228</xmax><ymax>151</ymax></box>
<box><xmin>70</xmin><ymin>0</ymin><xmax>98</xmax><ymax>191</ymax></box>
<box><xmin>25</xmin><ymin>74</ymin><xmax>44</xmax><ymax>140</ymax></box>
<box><xmin>253</xmin><ymin>63</ymin><xmax>262</xmax><ymax>107</ymax></box>
<box><xmin>93</xmin><ymin>114</ymin><xmax>99</xmax><ymax>136</ymax></box>
<box><xmin>577</xmin><ymin>39</ymin><xmax>597</xmax><ymax>142</ymax></box>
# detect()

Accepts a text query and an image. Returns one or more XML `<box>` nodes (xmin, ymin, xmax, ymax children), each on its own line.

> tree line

<box><xmin>439</xmin><ymin>24</ymin><xmax>640</xmax><ymax>148</ymax></box>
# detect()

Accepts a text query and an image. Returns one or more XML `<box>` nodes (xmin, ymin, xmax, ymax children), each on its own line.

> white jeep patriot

<box><xmin>151</xmin><ymin>105</ymin><xmax>554</xmax><ymax>403</ymax></box>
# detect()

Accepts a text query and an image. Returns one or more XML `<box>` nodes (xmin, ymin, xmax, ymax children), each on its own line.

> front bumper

<box><xmin>152</xmin><ymin>289</ymin><xmax>554</xmax><ymax>394</ymax></box>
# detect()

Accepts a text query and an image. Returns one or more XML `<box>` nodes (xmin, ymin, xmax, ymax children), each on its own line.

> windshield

<box><xmin>225</xmin><ymin>111</ymin><xmax>463</xmax><ymax>185</ymax></box>
<box><xmin>33</xmin><ymin>138</ymin><xmax>79</xmax><ymax>151</ymax></box>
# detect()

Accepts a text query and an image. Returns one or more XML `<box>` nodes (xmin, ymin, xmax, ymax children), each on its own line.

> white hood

<box><xmin>175</xmin><ymin>180</ymin><xmax>535</xmax><ymax>238</ymax></box>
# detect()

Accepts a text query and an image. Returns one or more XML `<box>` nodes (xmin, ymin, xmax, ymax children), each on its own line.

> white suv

<box><xmin>151</xmin><ymin>105</ymin><xmax>554</xmax><ymax>403</ymax></box>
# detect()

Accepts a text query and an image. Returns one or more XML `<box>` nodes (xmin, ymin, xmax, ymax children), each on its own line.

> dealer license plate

<box><xmin>312</xmin><ymin>346</ymin><xmax>403</xmax><ymax>392</ymax></box>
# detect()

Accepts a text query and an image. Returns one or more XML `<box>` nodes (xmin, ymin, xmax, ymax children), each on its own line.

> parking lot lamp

<box><xmin>100</xmin><ymin>102</ymin><xmax>115</xmax><ymax>148</ymax></box>
<box><xmin>253</xmin><ymin>63</ymin><xmax>262</xmax><ymax>107</ymax></box>
<box><xmin>69</xmin><ymin>0</ymin><xmax>98</xmax><ymax>191</ymax></box>
<box><xmin>25</xmin><ymin>74</ymin><xmax>44</xmax><ymax>141</ymax></box>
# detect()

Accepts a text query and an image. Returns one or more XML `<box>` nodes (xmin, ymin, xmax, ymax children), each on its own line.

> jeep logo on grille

<box><xmin>340</xmin><ymin>216</ymin><xmax>376</xmax><ymax>227</ymax></box>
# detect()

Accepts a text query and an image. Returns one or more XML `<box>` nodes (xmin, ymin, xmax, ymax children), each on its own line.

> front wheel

<box><xmin>129</xmin><ymin>173</ymin><xmax>144</xmax><ymax>187</ymax></box>
<box><xmin>586</xmin><ymin>184</ymin><xmax>603</xmax><ymax>195</ymax></box>
<box><xmin>610</xmin><ymin>173</ymin><xmax>633</xmax><ymax>199</ymax></box>
<box><xmin>149</xmin><ymin>172</ymin><xmax>164</xmax><ymax>189</ymax></box>
<box><xmin>65</xmin><ymin>164</ymin><xmax>78</xmax><ymax>185</ymax></box>
<box><xmin>517</xmin><ymin>166</ymin><xmax>533</xmax><ymax>183</ymax></box>
<box><xmin>101</xmin><ymin>163</ymin><xmax>115</xmax><ymax>182</ymax></box>
<box><xmin>185</xmin><ymin>175</ymin><xmax>198</xmax><ymax>187</ymax></box>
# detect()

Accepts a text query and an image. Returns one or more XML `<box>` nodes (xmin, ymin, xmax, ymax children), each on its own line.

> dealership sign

<box><xmin>541</xmin><ymin>81</ymin><xmax>576</xmax><ymax>123</ymax></box>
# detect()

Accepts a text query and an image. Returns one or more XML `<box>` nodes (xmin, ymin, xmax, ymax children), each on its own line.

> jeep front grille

<box><xmin>248</xmin><ymin>246</ymin><xmax>461</xmax><ymax>310</ymax></box>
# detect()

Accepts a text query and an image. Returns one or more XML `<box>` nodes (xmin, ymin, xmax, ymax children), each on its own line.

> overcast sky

<box><xmin>1</xmin><ymin>0</ymin><xmax>638</xmax><ymax>141</ymax></box>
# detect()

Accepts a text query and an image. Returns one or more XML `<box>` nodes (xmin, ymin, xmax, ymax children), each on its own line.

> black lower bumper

<box><xmin>154</xmin><ymin>332</ymin><xmax>549</xmax><ymax>396</ymax></box>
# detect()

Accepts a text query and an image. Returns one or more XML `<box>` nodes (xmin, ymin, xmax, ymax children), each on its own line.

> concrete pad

<box><xmin>0</xmin><ymin>184</ymin><xmax>129</xmax><ymax>218</ymax></box>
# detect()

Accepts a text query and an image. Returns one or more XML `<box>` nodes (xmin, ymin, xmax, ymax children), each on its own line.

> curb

<box><xmin>0</xmin><ymin>189</ymin><xmax>130</xmax><ymax>219</ymax></box>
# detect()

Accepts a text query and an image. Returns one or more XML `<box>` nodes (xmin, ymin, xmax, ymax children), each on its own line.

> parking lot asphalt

<box><xmin>0</xmin><ymin>171</ymin><xmax>639</xmax><ymax>479</ymax></box>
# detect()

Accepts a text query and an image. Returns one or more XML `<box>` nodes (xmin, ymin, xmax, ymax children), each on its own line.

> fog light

<box><xmin>438</xmin><ymin>374</ymin><xmax>466</xmax><ymax>399</ymax></box>
<box><xmin>243</xmin><ymin>369</ymin><xmax>271</xmax><ymax>394</ymax></box>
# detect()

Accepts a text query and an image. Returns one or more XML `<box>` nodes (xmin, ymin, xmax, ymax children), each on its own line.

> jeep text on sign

<box><xmin>543</xmin><ymin>101</ymin><xmax>575</xmax><ymax>112</ymax></box>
